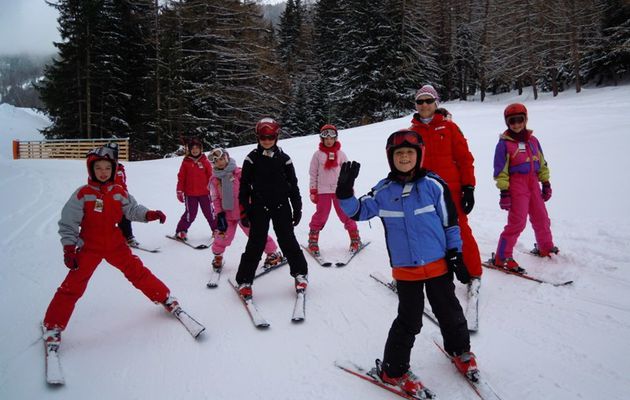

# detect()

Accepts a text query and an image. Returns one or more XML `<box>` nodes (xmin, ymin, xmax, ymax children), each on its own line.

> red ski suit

<box><xmin>43</xmin><ymin>179</ymin><xmax>170</xmax><ymax>331</ymax></box>
<box><xmin>409</xmin><ymin>113</ymin><xmax>482</xmax><ymax>277</ymax></box>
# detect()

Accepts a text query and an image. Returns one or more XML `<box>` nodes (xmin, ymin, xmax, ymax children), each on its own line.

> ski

<box><xmin>129</xmin><ymin>242</ymin><xmax>160</xmax><ymax>253</ymax></box>
<box><xmin>482</xmin><ymin>258</ymin><xmax>573</xmax><ymax>287</ymax></box>
<box><xmin>172</xmin><ymin>308</ymin><xmax>206</xmax><ymax>338</ymax></box>
<box><xmin>335</xmin><ymin>241</ymin><xmax>371</xmax><ymax>267</ymax></box>
<box><xmin>432</xmin><ymin>338</ymin><xmax>503</xmax><ymax>400</ymax></box>
<box><xmin>465</xmin><ymin>278</ymin><xmax>481</xmax><ymax>332</ymax></box>
<box><xmin>228</xmin><ymin>278</ymin><xmax>270</xmax><ymax>329</ymax></box>
<box><xmin>335</xmin><ymin>360</ymin><xmax>436</xmax><ymax>400</ymax></box>
<box><xmin>254</xmin><ymin>257</ymin><xmax>288</xmax><ymax>280</ymax></box>
<box><xmin>291</xmin><ymin>290</ymin><xmax>306</xmax><ymax>323</ymax></box>
<box><xmin>166</xmin><ymin>235</ymin><xmax>210</xmax><ymax>250</ymax></box>
<box><xmin>42</xmin><ymin>326</ymin><xmax>64</xmax><ymax>385</ymax></box>
<box><xmin>369</xmin><ymin>272</ymin><xmax>440</xmax><ymax>327</ymax></box>
<box><xmin>301</xmin><ymin>244</ymin><xmax>333</xmax><ymax>267</ymax></box>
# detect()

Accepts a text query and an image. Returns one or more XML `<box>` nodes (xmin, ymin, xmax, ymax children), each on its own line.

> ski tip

<box><xmin>206</xmin><ymin>283</ymin><xmax>218</xmax><ymax>288</ymax></box>
<box><xmin>321</xmin><ymin>262</ymin><xmax>333</xmax><ymax>267</ymax></box>
<box><xmin>335</xmin><ymin>262</ymin><xmax>346</xmax><ymax>267</ymax></box>
<box><xmin>256</xmin><ymin>323</ymin><xmax>271</xmax><ymax>329</ymax></box>
<box><xmin>291</xmin><ymin>317</ymin><xmax>305</xmax><ymax>323</ymax></box>
<box><xmin>195</xmin><ymin>244</ymin><xmax>209</xmax><ymax>249</ymax></box>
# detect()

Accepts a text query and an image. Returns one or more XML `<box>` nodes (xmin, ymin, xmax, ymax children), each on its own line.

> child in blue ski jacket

<box><xmin>336</xmin><ymin>129</ymin><xmax>476</xmax><ymax>398</ymax></box>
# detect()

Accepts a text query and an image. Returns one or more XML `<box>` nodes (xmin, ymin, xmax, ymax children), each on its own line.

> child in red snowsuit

<box><xmin>492</xmin><ymin>103</ymin><xmax>557</xmax><ymax>272</ymax></box>
<box><xmin>307</xmin><ymin>124</ymin><xmax>361</xmax><ymax>255</ymax></box>
<box><xmin>174</xmin><ymin>137</ymin><xmax>215</xmax><ymax>240</ymax></box>
<box><xmin>208</xmin><ymin>148</ymin><xmax>282</xmax><ymax>270</ymax></box>
<box><xmin>42</xmin><ymin>145</ymin><xmax>182</xmax><ymax>345</ymax></box>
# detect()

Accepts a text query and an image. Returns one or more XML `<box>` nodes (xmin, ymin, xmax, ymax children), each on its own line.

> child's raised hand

<box><xmin>309</xmin><ymin>188</ymin><xmax>318</xmax><ymax>204</ymax></box>
<box><xmin>336</xmin><ymin>161</ymin><xmax>361</xmax><ymax>199</ymax></box>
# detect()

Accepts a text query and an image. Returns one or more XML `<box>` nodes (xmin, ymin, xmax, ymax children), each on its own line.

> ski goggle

<box><xmin>258</xmin><ymin>134</ymin><xmax>277</xmax><ymax>141</ymax></box>
<box><xmin>87</xmin><ymin>146</ymin><xmax>117</xmax><ymax>161</ymax></box>
<box><xmin>386</xmin><ymin>130</ymin><xmax>423</xmax><ymax>149</ymax></box>
<box><xmin>415</xmin><ymin>98</ymin><xmax>436</xmax><ymax>105</ymax></box>
<box><xmin>507</xmin><ymin>116</ymin><xmax>525</xmax><ymax>125</ymax></box>
<box><xmin>320</xmin><ymin>129</ymin><xmax>338</xmax><ymax>138</ymax></box>
<box><xmin>209</xmin><ymin>148</ymin><xmax>225</xmax><ymax>163</ymax></box>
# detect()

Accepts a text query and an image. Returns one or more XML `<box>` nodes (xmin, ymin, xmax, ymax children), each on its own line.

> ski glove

<box><xmin>239</xmin><ymin>204</ymin><xmax>250</xmax><ymax>228</ymax></box>
<box><xmin>309</xmin><ymin>188</ymin><xmax>318</xmax><ymax>204</ymax></box>
<box><xmin>499</xmin><ymin>190</ymin><xmax>511</xmax><ymax>211</ymax></box>
<box><xmin>146</xmin><ymin>210</ymin><xmax>166</xmax><ymax>224</ymax></box>
<box><xmin>541</xmin><ymin>181</ymin><xmax>552</xmax><ymax>202</ymax></box>
<box><xmin>446</xmin><ymin>248</ymin><xmax>470</xmax><ymax>284</ymax></box>
<box><xmin>217</xmin><ymin>212</ymin><xmax>228</xmax><ymax>233</ymax></box>
<box><xmin>63</xmin><ymin>245</ymin><xmax>79</xmax><ymax>270</ymax></box>
<box><xmin>177</xmin><ymin>191</ymin><xmax>185</xmax><ymax>203</ymax></box>
<box><xmin>461</xmin><ymin>185</ymin><xmax>475</xmax><ymax>215</ymax></box>
<box><xmin>292</xmin><ymin>209</ymin><xmax>302</xmax><ymax>227</ymax></box>
<box><xmin>336</xmin><ymin>161</ymin><xmax>361</xmax><ymax>200</ymax></box>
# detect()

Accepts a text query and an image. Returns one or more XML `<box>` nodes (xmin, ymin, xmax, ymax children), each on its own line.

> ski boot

<box><xmin>127</xmin><ymin>236</ymin><xmax>140</xmax><ymax>247</ymax></box>
<box><xmin>175</xmin><ymin>231</ymin><xmax>187</xmax><ymax>241</ymax></box>
<box><xmin>294</xmin><ymin>274</ymin><xmax>308</xmax><ymax>293</ymax></box>
<box><xmin>211</xmin><ymin>254</ymin><xmax>224</xmax><ymax>271</ymax></box>
<box><xmin>308</xmin><ymin>230</ymin><xmax>320</xmax><ymax>256</ymax></box>
<box><xmin>453</xmin><ymin>351</ymin><xmax>479</xmax><ymax>382</ymax></box>
<box><xmin>264</xmin><ymin>251</ymin><xmax>283</xmax><ymax>267</ymax></box>
<box><xmin>42</xmin><ymin>326</ymin><xmax>61</xmax><ymax>352</ymax></box>
<box><xmin>493</xmin><ymin>254</ymin><xmax>525</xmax><ymax>274</ymax></box>
<box><xmin>163</xmin><ymin>295</ymin><xmax>181</xmax><ymax>314</ymax></box>
<box><xmin>375</xmin><ymin>359</ymin><xmax>429</xmax><ymax>398</ymax></box>
<box><xmin>238</xmin><ymin>283</ymin><xmax>253</xmax><ymax>299</ymax></box>
<box><xmin>531</xmin><ymin>243</ymin><xmax>560</xmax><ymax>257</ymax></box>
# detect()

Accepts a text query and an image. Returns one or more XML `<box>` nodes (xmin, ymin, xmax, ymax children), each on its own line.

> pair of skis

<box><xmin>228</xmin><ymin>278</ymin><xmax>305</xmax><ymax>328</ymax></box>
<box><xmin>337</xmin><ymin>339</ymin><xmax>502</xmax><ymax>399</ymax></box>
<box><xmin>43</xmin><ymin>305</ymin><xmax>205</xmax><ymax>385</ymax></box>
<box><xmin>302</xmin><ymin>241</ymin><xmax>371</xmax><ymax>267</ymax></box>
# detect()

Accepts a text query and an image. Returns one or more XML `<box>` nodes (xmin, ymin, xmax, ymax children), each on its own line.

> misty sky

<box><xmin>0</xmin><ymin>0</ymin><xmax>284</xmax><ymax>56</ymax></box>
<box><xmin>0</xmin><ymin>0</ymin><xmax>60</xmax><ymax>55</ymax></box>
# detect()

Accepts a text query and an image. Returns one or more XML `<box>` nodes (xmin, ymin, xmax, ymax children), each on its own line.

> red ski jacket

<box><xmin>409</xmin><ymin>113</ymin><xmax>476</xmax><ymax>189</ymax></box>
<box><xmin>176</xmin><ymin>154</ymin><xmax>213</xmax><ymax>196</ymax></box>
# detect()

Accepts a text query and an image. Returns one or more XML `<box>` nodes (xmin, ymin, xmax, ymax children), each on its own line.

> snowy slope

<box><xmin>1</xmin><ymin>85</ymin><xmax>630</xmax><ymax>400</ymax></box>
<box><xmin>0</xmin><ymin>103</ymin><xmax>47</xmax><ymax>159</ymax></box>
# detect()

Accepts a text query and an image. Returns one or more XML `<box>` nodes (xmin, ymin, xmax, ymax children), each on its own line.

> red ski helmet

<box><xmin>385</xmin><ymin>129</ymin><xmax>425</xmax><ymax>174</ymax></box>
<box><xmin>504</xmin><ymin>103</ymin><xmax>527</xmax><ymax>119</ymax></box>
<box><xmin>86</xmin><ymin>145</ymin><xmax>118</xmax><ymax>183</ymax></box>
<box><xmin>255</xmin><ymin>117</ymin><xmax>281</xmax><ymax>140</ymax></box>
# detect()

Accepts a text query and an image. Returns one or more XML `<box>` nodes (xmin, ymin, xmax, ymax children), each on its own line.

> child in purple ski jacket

<box><xmin>492</xmin><ymin>103</ymin><xmax>558</xmax><ymax>272</ymax></box>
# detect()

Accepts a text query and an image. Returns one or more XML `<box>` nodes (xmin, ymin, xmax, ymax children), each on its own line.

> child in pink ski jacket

<box><xmin>492</xmin><ymin>103</ymin><xmax>558</xmax><ymax>272</ymax></box>
<box><xmin>174</xmin><ymin>137</ymin><xmax>215</xmax><ymax>240</ymax></box>
<box><xmin>307</xmin><ymin>124</ymin><xmax>361</xmax><ymax>256</ymax></box>
<box><xmin>208</xmin><ymin>148</ymin><xmax>282</xmax><ymax>271</ymax></box>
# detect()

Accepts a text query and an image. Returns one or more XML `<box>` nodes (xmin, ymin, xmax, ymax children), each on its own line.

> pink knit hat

<box><xmin>415</xmin><ymin>84</ymin><xmax>440</xmax><ymax>104</ymax></box>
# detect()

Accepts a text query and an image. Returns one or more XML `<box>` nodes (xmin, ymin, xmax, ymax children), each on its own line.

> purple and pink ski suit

<box><xmin>493</xmin><ymin>129</ymin><xmax>554</xmax><ymax>260</ymax></box>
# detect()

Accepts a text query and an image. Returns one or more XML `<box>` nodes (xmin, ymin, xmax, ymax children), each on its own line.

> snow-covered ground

<box><xmin>1</xmin><ymin>85</ymin><xmax>630</xmax><ymax>400</ymax></box>
<box><xmin>0</xmin><ymin>103</ymin><xmax>50</xmax><ymax>159</ymax></box>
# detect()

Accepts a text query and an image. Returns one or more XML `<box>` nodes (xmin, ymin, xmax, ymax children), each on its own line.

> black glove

<box><xmin>461</xmin><ymin>185</ymin><xmax>475</xmax><ymax>215</ymax></box>
<box><xmin>336</xmin><ymin>161</ymin><xmax>361</xmax><ymax>199</ymax></box>
<box><xmin>292</xmin><ymin>209</ymin><xmax>302</xmax><ymax>227</ymax></box>
<box><xmin>217</xmin><ymin>212</ymin><xmax>228</xmax><ymax>233</ymax></box>
<box><xmin>446</xmin><ymin>248</ymin><xmax>470</xmax><ymax>284</ymax></box>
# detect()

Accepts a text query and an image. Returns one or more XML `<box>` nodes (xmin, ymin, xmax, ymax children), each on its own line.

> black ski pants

<box><xmin>236</xmin><ymin>202</ymin><xmax>308</xmax><ymax>285</ymax></box>
<box><xmin>382</xmin><ymin>272</ymin><xmax>470</xmax><ymax>377</ymax></box>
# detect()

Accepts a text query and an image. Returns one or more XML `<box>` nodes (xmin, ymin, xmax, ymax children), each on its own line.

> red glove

<box><xmin>146</xmin><ymin>210</ymin><xmax>166</xmax><ymax>224</ymax></box>
<box><xmin>177</xmin><ymin>191</ymin><xmax>185</xmax><ymax>203</ymax></box>
<box><xmin>309</xmin><ymin>188</ymin><xmax>318</xmax><ymax>204</ymax></box>
<box><xmin>63</xmin><ymin>245</ymin><xmax>79</xmax><ymax>270</ymax></box>
<box><xmin>541</xmin><ymin>182</ymin><xmax>552</xmax><ymax>202</ymax></box>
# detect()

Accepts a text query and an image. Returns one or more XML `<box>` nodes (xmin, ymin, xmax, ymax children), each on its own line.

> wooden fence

<box><xmin>13</xmin><ymin>138</ymin><xmax>130</xmax><ymax>161</ymax></box>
